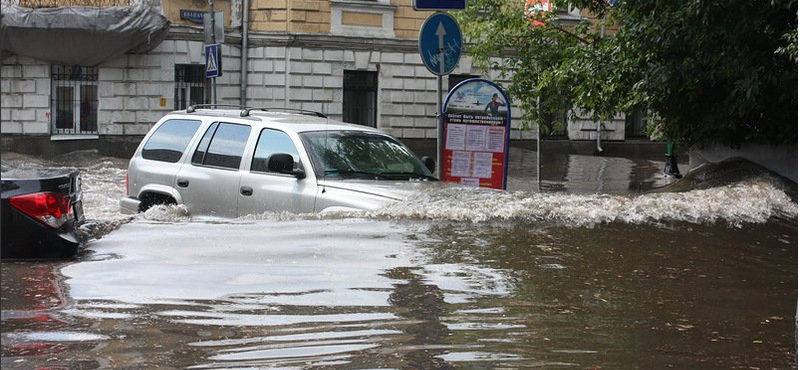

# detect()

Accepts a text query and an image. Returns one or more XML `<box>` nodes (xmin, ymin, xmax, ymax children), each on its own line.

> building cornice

<box><xmin>167</xmin><ymin>28</ymin><xmax>420</xmax><ymax>53</ymax></box>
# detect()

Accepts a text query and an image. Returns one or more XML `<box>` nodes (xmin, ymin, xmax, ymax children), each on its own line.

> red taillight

<box><xmin>9</xmin><ymin>192</ymin><xmax>72</xmax><ymax>229</ymax></box>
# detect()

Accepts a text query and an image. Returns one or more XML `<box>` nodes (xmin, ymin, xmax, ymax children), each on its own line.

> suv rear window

<box><xmin>191</xmin><ymin>122</ymin><xmax>252</xmax><ymax>169</ymax></box>
<box><xmin>142</xmin><ymin>119</ymin><xmax>202</xmax><ymax>163</ymax></box>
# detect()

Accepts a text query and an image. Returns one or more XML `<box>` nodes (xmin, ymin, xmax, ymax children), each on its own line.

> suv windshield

<box><xmin>300</xmin><ymin>131</ymin><xmax>435</xmax><ymax>181</ymax></box>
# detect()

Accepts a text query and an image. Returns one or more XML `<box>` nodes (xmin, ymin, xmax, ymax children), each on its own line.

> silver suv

<box><xmin>120</xmin><ymin>106</ymin><xmax>437</xmax><ymax>217</ymax></box>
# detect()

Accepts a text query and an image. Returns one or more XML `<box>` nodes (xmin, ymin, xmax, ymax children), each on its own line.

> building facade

<box><xmin>1</xmin><ymin>0</ymin><xmax>645</xmax><ymax>155</ymax></box>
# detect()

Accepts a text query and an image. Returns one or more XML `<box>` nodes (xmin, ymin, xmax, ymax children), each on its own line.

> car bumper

<box><xmin>1</xmin><ymin>214</ymin><xmax>81</xmax><ymax>260</ymax></box>
<box><xmin>119</xmin><ymin>196</ymin><xmax>141</xmax><ymax>214</ymax></box>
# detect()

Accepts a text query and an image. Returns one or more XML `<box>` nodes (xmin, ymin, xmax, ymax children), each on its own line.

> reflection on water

<box><xmin>3</xmin><ymin>219</ymin><xmax>796</xmax><ymax>369</ymax></box>
<box><xmin>564</xmin><ymin>154</ymin><xmax>635</xmax><ymax>192</ymax></box>
<box><xmin>1</xmin><ymin>150</ymin><xmax>797</xmax><ymax>369</ymax></box>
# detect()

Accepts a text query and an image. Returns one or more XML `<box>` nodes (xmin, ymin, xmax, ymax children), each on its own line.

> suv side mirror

<box><xmin>268</xmin><ymin>153</ymin><xmax>306</xmax><ymax>179</ymax></box>
<box><xmin>421</xmin><ymin>156</ymin><xmax>436</xmax><ymax>173</ymax></box>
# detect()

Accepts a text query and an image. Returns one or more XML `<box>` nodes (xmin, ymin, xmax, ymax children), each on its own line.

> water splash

<box><xmin>142</xmin><ymin>204</ymin><xmax>192</xmax><ymax>222</ymax></box>
<box><xmin>4</xmin><ymin>151</ymin><xmax>795</xmax><ymax>229</ymax></box>
<box><xmin>184</xmin><ymin>179</ymin><xmax>797</xmax><ymax>228</ymax></box>
<box><xmin>370</xmin><ymin>180</ymin><xmax>797</xmax><ymax>227</ymax></box>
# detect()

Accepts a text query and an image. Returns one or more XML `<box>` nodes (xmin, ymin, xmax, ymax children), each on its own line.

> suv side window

<box><xmin>251</xmin><ymin>128</ymin><xmax>301</xmax><ymax>173</ymax></box>
<box><xmin>141</xmin><ymin>119</ymin><xmax>201</xmax><ymax>163</ymax></box>
<box><xmin>191</xmin><ymin>122</ymin><xmax>251</xmax><ymax>170</ymax></box>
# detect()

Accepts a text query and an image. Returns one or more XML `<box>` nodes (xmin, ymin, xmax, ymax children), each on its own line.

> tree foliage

<box><xmin>456</xmin><ymin>0</ymin><xmax>798</xmax><ymax>146</ymax></box>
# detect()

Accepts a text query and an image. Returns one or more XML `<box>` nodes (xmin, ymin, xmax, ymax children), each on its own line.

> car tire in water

<box><xmin>138</xmin><ymin>193</ymin><xmax>176</xmax><ymax>212</ymax></box>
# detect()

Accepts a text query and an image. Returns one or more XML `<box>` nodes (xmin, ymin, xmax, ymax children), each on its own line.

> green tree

<box><xmin>456</xmin><ymin>0</ymin><xmax>797</xmax><ymax>146</ymax></box>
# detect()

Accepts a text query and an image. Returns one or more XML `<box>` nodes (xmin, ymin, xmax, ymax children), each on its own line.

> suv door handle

<box><xmin>240</xmin><ymin>186</ymin><xmax>253</xmax><ymax>196</ymax></box>
<box><xmin>177</xmin><ymin>179</ymin><xmax>189</xmax><ymax>188</ymax></box>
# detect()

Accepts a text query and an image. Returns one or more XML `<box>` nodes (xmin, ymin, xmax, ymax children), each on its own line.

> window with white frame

<box><xmin>51</xmin><ymin>65</ymin><xmax>98</xmax><ymax>136</ymax></box>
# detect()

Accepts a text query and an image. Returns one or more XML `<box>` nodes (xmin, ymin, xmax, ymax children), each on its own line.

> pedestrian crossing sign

<box><xmin>205</xmin><ymin>44</ymin><xmax>221</xmax><ymax>78</ymax></box>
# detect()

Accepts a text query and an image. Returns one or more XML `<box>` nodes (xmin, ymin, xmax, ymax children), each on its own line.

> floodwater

<box><xmin>1</xmin><ymin>148</ymin><xmax>797</xmax><ymax>370</ymax></box>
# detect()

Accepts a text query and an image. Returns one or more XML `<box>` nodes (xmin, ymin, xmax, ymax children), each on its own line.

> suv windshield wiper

<box><xmin>338</xmin><ymin>169</ymin><xmax>391</xmax><ymax>180</ymax></box>
<box><xmin>377</xmin><ymin>171</ymin><xmax>439</xmax><ymax>181</ymax></box>
<box><xmin>325</xmin><ymin>169</ymin><xmax>437</xmax><ymax>181</ymax></box>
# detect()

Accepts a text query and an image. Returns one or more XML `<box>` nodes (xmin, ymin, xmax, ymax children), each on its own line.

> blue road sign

<box><xmin>205</xmin><ymin>44</ymin><xmax>221</xmax><ymax>78</ymax></box>
<box><xmin>180</xmin><ymin>9</ymin><xmax>205</xmax><ymax>24</ymax></box>
<box><xmin>418</xmin><ymin>12</ymin><xmax>462</xmax><ymax>76</ymax></box>
<box><xmin>413</xmin><ymin>0</ymin><xmax>466</xmax><ymax>10</ymax></box>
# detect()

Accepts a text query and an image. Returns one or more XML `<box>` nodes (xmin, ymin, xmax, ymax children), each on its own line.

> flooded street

<box><xmin>1</xmin><ymin>148</ymin><xmax>797</xmax><ymax>369</ymax></box>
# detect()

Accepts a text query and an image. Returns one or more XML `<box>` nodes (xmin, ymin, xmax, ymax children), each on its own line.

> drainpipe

<box><xmin>595</xmin><ymin>120</ymin><xmax>603</xmax><ymax>154</ymax></box>
<box><xmin>240</xmin><ymin>0</ymin><xmax>250</xmax><ymax>106</ymax></box>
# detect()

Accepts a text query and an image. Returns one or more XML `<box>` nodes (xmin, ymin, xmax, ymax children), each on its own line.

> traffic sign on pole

<box><xmin>418</xmin><ymin>12</ymin><xmax>462</xmax><ymax>76</ymax></box>
<box><xmin>205</xmin><ymin>44</ymin><xmax>221</xmax><ymax>78</ymax></box>
<box><xmin>203</xmin><ymin>11</ymin><xmax>225</xmax><ymax>44</ymax></box>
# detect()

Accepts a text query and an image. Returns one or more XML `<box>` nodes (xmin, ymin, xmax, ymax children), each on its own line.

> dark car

<box><xmin>1</xmin><ymin>160</ymin><xmax>86</xmax><ymax>259</ymax></box>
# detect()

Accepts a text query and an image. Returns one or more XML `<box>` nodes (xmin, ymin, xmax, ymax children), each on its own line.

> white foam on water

<box><xmin>369</xmin><ymin>179</ymin><xmax>797</xmax><ymax>227</ymax></box>
<box><xmin>171</xmin><ymin>179</ymin><xmax>797</xmax><ymax>228</ymax></box>
<box><xmin>5</xmin><ymin>152</ymin><xmax>795</xmax><ymax>229</ymax></box>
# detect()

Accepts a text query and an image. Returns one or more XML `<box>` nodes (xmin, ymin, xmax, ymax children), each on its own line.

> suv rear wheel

<box><xmin>138</xmin><ymin>193</ymin><xmax>177</xmax><ymax>212</ymax></box>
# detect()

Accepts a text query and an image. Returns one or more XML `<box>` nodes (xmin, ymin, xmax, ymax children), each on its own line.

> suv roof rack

<box><xmin>185</xmin><ymin>105</ymin><xmax>327</xmax><ymax>119</ymax></box>
<box><xmin>240</xmin><ymin>107</ymin><xmax>327</xmax><ymax>118</ymax></box>
<box><xmin>186</xmin><ymin>104</ymin><xmax>247</xmax><ymax>113</ymax></box>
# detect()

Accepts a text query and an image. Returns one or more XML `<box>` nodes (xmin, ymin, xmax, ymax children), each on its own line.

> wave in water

<box><xmin>218</xmin><ymin>179</ymin><xmax>797</xmax><ymax>228</ymax></box>
<box><xmin>7</xmin><ymin>151</ymin><xmax>792</xmax><ymax>235</ymax></box>
<box><xmin>372</xmin><ymin>179</ymin><xmax>797</xmax><ymax>227</ymax></box>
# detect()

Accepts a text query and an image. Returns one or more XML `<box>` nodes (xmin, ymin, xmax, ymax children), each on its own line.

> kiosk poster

<box><xmin>441</xmin><ymin>78</ymin><xmax>511</xmax><ymax>190</ymax></box>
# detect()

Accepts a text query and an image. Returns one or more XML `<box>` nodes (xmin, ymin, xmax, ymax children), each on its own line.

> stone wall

<box><xmin>94</xmin><ymin>39</ymin><xmax>215</xmax><ymax>137</ymax></box>
<box><xmin>162</xmin><ymin>0</ymin><xmax>234</xmax><ymax>28</ymax></box>
<box><xmin>1</xmin><ymin>56</ymin><xmax>52</xmax><ymax>135</ymax></box>
<box><xmin>237</xmin><ymin>41</ymin><xmax>531</xmax><ymax>140</ymax></box>
<box><xmin>246</xmin><ymin>0</ymin><xmax>430</xmax><ymax>37</ymax></box>
<box><xmin>567</xmin><ymin>114</ymin><xmax>626</xmax><ymax>142</ymax></box>
<box><xmin>2</xmin><ymin>35</ymin><xmax>532</xmax><ymax>141</ymax></box>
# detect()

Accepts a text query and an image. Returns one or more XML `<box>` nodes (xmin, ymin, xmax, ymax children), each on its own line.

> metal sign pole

<box><xmin>436</xmin><ymin>20</ymin><xmax>445</xmax><ymax>179</ymax></box>
<box><xmin>437</xmin><ymin>75</ymin><xmax>444</xmax><ymax>179</ymax></box>
<box><xmin>209</xmin><ymin>0</ymin><xmax>217</xmax><ymax>104</ymax></box>
<box><xmin>418</xmin><ymin>12</ymin><xmax>461</xmax><ymax>180</ymax></box>
<box><xmin>536</xmin><ymin>96</ymin><xmax>542</xmax><ymax>191</ymax></box>
<box><xmin>537</xmin><ymin>118</ymin><xmax>541</xmax><ymax>191</ymax></box>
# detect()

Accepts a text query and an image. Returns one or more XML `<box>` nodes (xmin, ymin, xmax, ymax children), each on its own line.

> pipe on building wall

<box><xmin>240</xmin><ymin>0</ymin><xmax>250</xmax><ymax>106</ymax></box>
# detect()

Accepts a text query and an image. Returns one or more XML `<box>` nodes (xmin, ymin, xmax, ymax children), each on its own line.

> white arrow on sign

<box><xmin>436</xmin><ymin>21</ymin><xmax>446</xmax><ymax>75</ymax></box>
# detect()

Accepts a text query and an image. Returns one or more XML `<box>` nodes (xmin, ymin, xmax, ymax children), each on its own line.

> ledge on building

<box><xmin>2</xmin><ymin>134</ymin><xmax>143</xmax><ymax>159</ymax></box>
<box><xmin>51</xmin><ymin>135</ymin><xmax>100</xmax><ymax>141</ymax></box>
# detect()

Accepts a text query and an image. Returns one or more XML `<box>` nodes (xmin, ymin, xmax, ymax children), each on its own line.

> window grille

<box><xmin>343</xmin><ymin>70</ymin><xmax>378</xmax><ymax>127</ymax></box>
<box><xmin>51</xmin><ymin>65</ymin><xmax>98</xmax><ymax>135</ymax></box>
<box><xmin>625</xmin><ymin>111</ymin><xmax>649</xmax><ymax>138</ymax></box>
<box><xmin>175</xmin><ymin>64</ymin><xmax>209</xmax><ymax>110</ymax></box>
